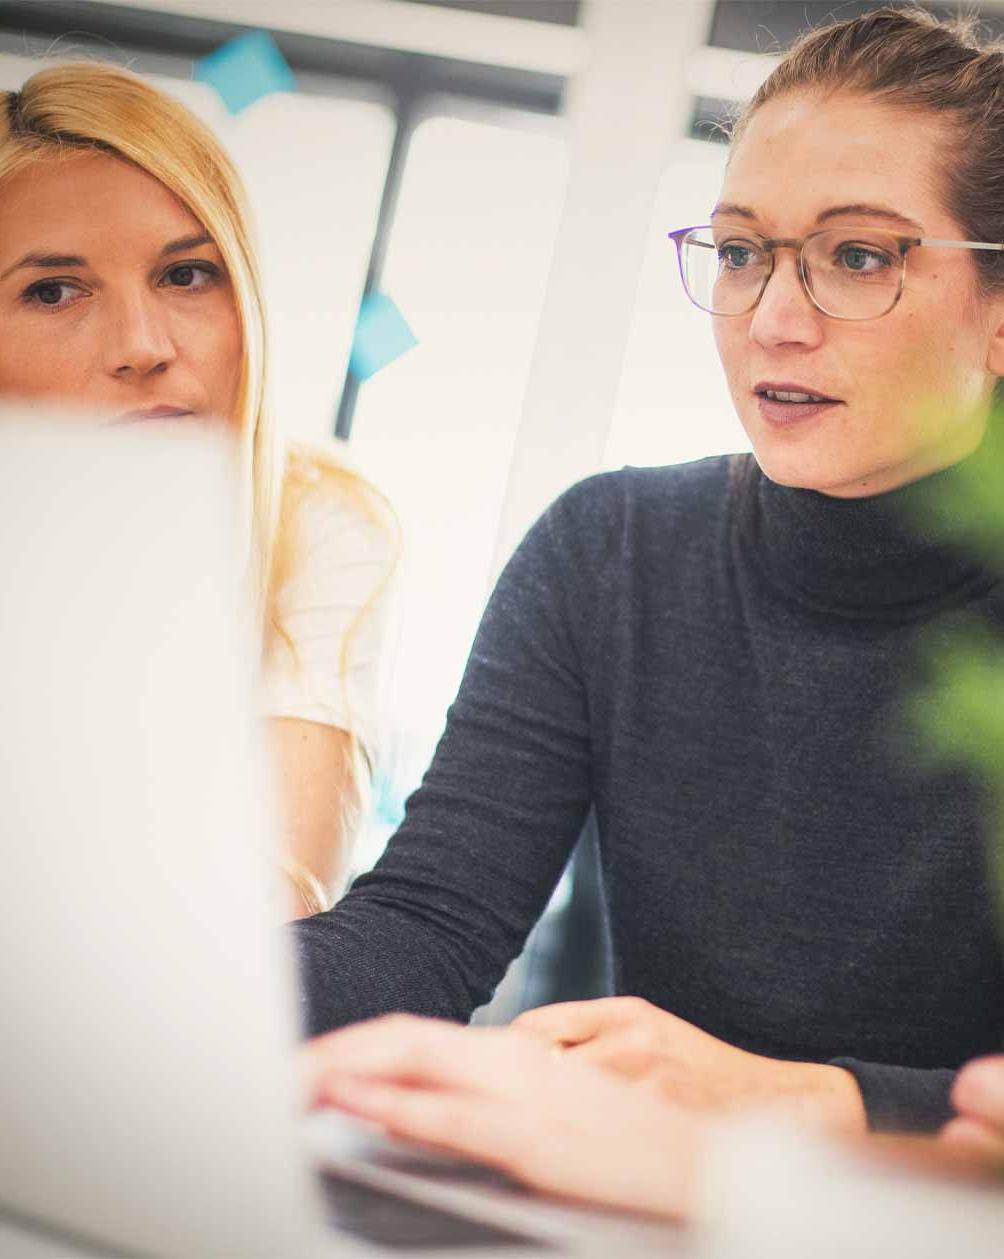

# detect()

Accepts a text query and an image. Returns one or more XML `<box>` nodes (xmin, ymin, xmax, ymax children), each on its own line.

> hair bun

<box><xmin>5</xmin><ymin>88</ymin><xmax>23</xmax><ymax>133</ymax></box>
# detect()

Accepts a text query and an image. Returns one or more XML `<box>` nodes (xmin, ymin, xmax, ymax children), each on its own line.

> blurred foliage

<box><xmin>911</xmin><ymin>629</ymin><xmax>1004</xmax><ymax>933</ymax></box>
<box><xmin>908</xmin><ymin>404</ymin><xmax>1004</xmax><ymax>567</ymax></box>
<box><xmin>906</xmin><ymin>404</ymin><xmax>1004</xmax><ymax>940</ymax></box>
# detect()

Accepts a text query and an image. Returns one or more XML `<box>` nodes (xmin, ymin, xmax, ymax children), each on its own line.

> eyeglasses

<box><xmin>667</xmin><ymin>224</ymin><xmax>1004</xmax><ymax>321</ymax></box>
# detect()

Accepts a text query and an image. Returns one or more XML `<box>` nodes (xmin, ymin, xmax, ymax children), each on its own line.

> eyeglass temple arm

<box><xmin>918</xmin><ymin>238</ymin><xmax>1004</xmax><ymax>251</ymax></box>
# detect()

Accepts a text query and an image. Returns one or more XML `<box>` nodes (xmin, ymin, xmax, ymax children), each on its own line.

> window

<box><xmin>605</xmin><ymin>137</ymin><xmax>747</xmax><ymax>472</ymax></box>
<box><xmin>348</xmin><ymin>102</ymin><xmax>568</xmax><ymax>863</ymax></box>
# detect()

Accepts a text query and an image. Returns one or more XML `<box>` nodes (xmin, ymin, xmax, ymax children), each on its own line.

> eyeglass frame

<box><xmin>667</xmin><ymin>224</ymin><xmax>1004</xmax><ymax>322</ymax></box>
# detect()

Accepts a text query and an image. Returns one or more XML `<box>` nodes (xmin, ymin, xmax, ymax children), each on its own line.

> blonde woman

<box><xmin>0</xmin><ymin>64</ymin><xmax>398</xmax><ymax>918</ymax></box>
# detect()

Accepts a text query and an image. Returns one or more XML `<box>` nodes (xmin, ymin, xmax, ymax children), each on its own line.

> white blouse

<box><xmin>260</xmin><ymin>461</ymin><xmax>398</xmax><ymax>760</ymax></box>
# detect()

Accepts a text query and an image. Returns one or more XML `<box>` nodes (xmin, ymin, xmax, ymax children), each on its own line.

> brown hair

<box><xmin>729</xmin><ymin>4</ymin><xmax>1004</xmax><ymax>398</ymax></box>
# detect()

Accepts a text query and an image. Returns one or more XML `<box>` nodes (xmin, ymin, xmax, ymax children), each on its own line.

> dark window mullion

<box><xmin>335</xmin><ymin>93</ymin><xmax>418</xmax><ymax>441</ymax></box>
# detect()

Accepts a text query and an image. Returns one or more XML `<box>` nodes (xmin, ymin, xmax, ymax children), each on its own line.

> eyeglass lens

<box><xmin>678</xmin><ymin>227</ymin><xmax>904</xmax><ymax>319</ymax></box>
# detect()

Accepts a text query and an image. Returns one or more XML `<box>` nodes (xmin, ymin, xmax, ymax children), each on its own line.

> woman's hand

<box><xmin>300</xmin><ymin>1014</ymin><xmax>706</xmax><ymax>1219</ymax></box>
<box><xmin>942</xmin><ymin>1056</ymin><xmax>1004</xmax><ymax>1166</ymax></box>
<box><xmin>513</xmin><ymin>998</ymin><xmax>866</xmax><ymax>1134</ymax></box>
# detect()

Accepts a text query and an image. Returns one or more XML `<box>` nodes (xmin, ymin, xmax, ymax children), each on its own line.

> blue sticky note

<box><xmin>373</xmin><ymin>769</ymin><xmax>406</xmax><ymax>829</ymax></box>
<box><xmin>195</xmin><ymin>31</ymin><xmax>296</xmax><ymax>115</ymax></box>
<box><xmin>350</xmin><ymin>293</ymin><xmax>418</xmax><ymax>382</ymax></box>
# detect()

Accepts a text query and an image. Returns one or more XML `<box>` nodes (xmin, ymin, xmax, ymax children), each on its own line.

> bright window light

<box><xmin>605</xmin><ymin>138</ymin><xmax>749</xmax><ymax>472</ymax></box>
<box><xmin>348</xmin><ymin>104</ymin><xmax>568</xmax><ymax>862</ymax></box>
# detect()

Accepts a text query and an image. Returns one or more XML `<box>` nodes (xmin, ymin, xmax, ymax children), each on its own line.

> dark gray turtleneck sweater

<box><xmin>293</xmin><ymin>454</ymin><xmax>1004</xmax><ymax>1133</ymax></box>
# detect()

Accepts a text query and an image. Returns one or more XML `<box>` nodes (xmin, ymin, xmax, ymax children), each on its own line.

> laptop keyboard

<box><xmin>318</xmin><ymin>1170</ymin><xmax>554</xmax><ymax>1250</ymax></box>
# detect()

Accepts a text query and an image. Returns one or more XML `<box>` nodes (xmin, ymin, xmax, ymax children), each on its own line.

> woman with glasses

<box><xmin>295</xmin><ymin>4</ymin><xmax>1004</xmax><ymax>1171</ymax></box>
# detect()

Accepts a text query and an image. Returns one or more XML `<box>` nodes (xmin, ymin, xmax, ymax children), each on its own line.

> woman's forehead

<box><xmin>0</xmin><ymin>152</ymin><xmax>199</xmax><ymax>239</ymax></box>
<box><xmin>720</xmin><ymin>92</ymin><xmax>953</xmax><ymax>235</ymax></box>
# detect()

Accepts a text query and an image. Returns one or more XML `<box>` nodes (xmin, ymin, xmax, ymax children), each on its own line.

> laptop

<box><xmin>0</xmin><ymin>411</ymin><xmax>684</xmax><ymax>1259</ymax></box>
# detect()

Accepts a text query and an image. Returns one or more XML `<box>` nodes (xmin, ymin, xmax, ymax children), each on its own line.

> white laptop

<box><xmin>0</xmin><ymin>410</ymin><xmax>683</xmax><ymax>1259</ymax></box>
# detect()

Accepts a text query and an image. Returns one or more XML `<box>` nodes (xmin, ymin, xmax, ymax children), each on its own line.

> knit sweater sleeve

<box><xmin>289</xmin><ymin>475</ymin><xmax>613</xmax><ymax>1037</ymax></box>
<box><xmin>830</xmin><ymin>1058</ymin><xmax>958</xmax><ymax>1134</ymax></box>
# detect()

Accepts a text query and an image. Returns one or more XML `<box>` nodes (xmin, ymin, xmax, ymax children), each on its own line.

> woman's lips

<box><xmin>114</xmin><ymin>407</ymin><xmax>195</xmax><ymax>423</ymax></box>
<box><xmin>756</xmin><ymin>395</ymin><xmax>842</xmax><ymax>425</ymax></box>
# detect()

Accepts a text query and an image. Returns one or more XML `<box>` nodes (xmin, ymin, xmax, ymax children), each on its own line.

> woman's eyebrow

<box><xmin>160</xmin><ymin>232</ymin><xmax>214</xmax><ymax>256</ymax></box>
<box><xmin>710</xmin><ymin>202</ymin><xmax>925</xmax><ymax>232</ymax></box>
<box><xmin>0</xmin><ymin>233</ymin><xmax>216</xmax><ymax>283</ymax></box>
<box><xmin>0</xmin><ymin>251</ymin><xmax>85</xmax><ymax>281</ymax></box>
<box><xmin>815</xmin><ymin>203</ymin><xmax>925</xmax><ymax>232</ymax></box>
<box><xmin>711</xmin><ymin>202</ymin><xmax>756</xmax><ymax>221</ymax></box>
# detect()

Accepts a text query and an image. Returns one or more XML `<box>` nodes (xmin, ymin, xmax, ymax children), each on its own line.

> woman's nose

<box><xmin>104</xmin><ymin>292</ymin><xmax>178</xmax><ymax>379</ymax></box>
<box><xmin>748</xmin><ymin>253</ymin><xmax>825</xmax><ymax>349</ymax></box>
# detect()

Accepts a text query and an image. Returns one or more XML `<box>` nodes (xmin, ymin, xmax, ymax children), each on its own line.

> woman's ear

<box><xmin>986</xmin><ymin>298</ymin><xmax>1004</xmax><ymax>377</ymax></box>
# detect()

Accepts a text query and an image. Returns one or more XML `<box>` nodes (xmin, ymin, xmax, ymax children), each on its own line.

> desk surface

<box><xmin>0</xmin><ymin>1185</ymin><xmax>693</xmax><ymax>1259</ymax></box>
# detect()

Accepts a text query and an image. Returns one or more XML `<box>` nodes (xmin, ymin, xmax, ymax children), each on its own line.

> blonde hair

<box><xmin>1</xmin><ymin>62</ymin><xmax>398</xmax><ymax>719</ymax></box>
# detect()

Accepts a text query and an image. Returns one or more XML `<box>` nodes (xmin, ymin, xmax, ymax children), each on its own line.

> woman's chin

<box><xmin>749</xmin><ymin>444</ymin><xmax>842</xmax><ymax>493</ymax></box>
<box><xmin>750</xmin><ymin>447</ymin><xmax>894</xmax><ymax>498</ymax></box>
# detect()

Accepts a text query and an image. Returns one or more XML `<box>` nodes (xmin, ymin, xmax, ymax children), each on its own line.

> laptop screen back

<box><xmin>0</xmin><ymin>414</ymin><xmax>324</xmax><ymax>1258</ymax></box>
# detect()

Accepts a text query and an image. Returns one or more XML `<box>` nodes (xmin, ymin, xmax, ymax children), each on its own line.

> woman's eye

<box><xmin>17</xmin><ymin>263</ymin><xmax>221</xmax><ymax>311</ymax></box>
<box><xmin>835</xmin><ymin>243</ymin><xmax>892</xmax><ymax>275</ymax></box>
<box><xmin>718</xmin><ymin>242</ymin><xmax>761</xmax><ymax>270</ymax></box>
<box><xmin>21</xmin><ymin>279</ymin><xmax>85</xmax><ymax>311</ymax></box>
<box><xmin>161</xmin><ymin>261</ymin><xmax>220</xmax><ymax>291</ymax></box>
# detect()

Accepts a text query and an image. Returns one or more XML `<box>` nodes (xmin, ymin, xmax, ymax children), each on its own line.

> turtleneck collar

<box><xmin>737</xmin><ymin>449</ymin><xmax>999</xmax><ymax>622</ymax></box>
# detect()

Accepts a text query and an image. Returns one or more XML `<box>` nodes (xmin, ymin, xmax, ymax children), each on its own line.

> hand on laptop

<box><xmin>301</xmin><ymin>1016</ymin><xmax>1004</xmax><ymax>1223</ymax></box>
<box><xmin>300</xmin><ymin>1013</ymin><xmax>706</xmax><ymax>1219</ymax></box>
<box><xmin>942</xmin><ymin>1056</ymin><xmax>1004</xmax><ymax>1165</ymax></box>
<box><xmin>513</xmin><ymin>998</ymin><xmax>866</xmax><ymax>1134</ymax></box>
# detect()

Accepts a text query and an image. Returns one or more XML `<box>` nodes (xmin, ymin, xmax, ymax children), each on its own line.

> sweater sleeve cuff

<box><xmin>829</xmin><ymin>1057</ymin><xmax>957</xmax><ymax>1134</ymax></box>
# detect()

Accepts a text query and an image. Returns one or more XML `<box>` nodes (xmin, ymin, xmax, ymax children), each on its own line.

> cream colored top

<box><xmin>260</xmin><ymin>468</ymin><xmax>397</xmax><ymax>758</ymax></box>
